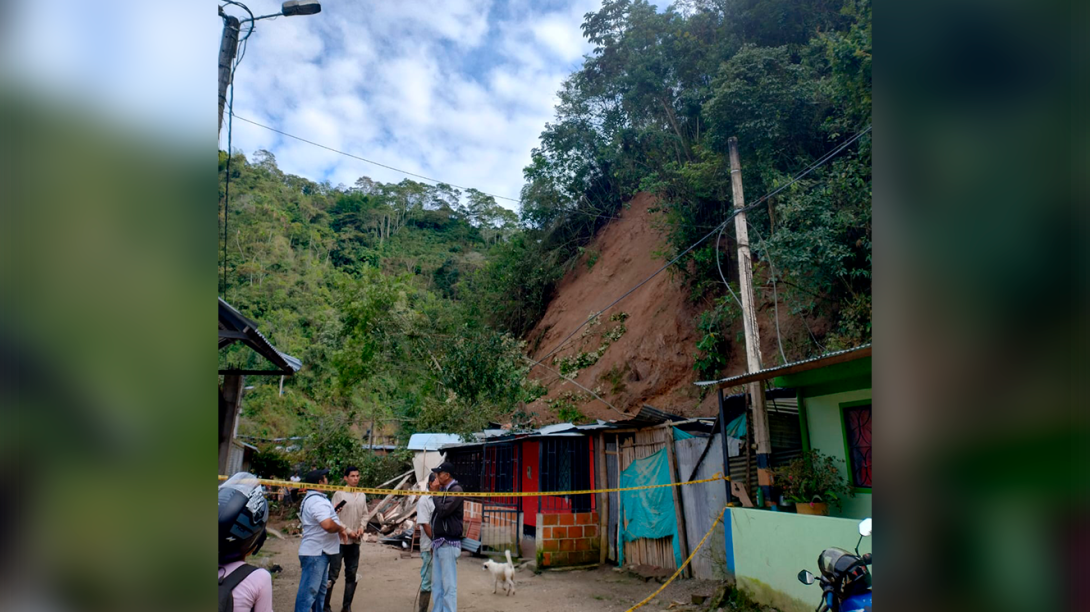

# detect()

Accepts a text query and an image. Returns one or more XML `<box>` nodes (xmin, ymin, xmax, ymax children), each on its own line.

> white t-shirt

<box><xmin>299</xmin><ymin>491</ymin><xmax>342</xmax><ymax>556</ymax></box>
<box><xmin>417</xmin><ymin>495</ymin><xmax>435</xmax><ymax>551</ymax></box>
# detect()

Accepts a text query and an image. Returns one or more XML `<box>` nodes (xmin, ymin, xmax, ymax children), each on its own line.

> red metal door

<box><xmin>521</xmin><ymin>440</ymin><xmax>539</xmax><ymax>527</ymax></box>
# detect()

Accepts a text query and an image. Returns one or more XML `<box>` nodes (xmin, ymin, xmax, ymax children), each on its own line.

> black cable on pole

<box><xmin>223</xmin><ymin>78</ymin><xmax>235</xmax><ymax>301</ymax></box>
<box><xmin>527</xmin><ymin>125</ymin><xmax>871</xmax><ymax>372</ymax></box>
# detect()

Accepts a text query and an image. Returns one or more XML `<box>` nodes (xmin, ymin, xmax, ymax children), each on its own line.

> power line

<box><xmin>747</xmin><ymin>222</ymin><xmax>787</xmax><ymax>364</ymax></box>
<box><xmin>715</xmin><ymin>223</ymin><xmax>745</xmax><ymax>311</ymax></box>
<box><xmin>527</xmin><ymin>125</ymin><xmax>871</xmax><ymax>372</ymax></box>
<box><xmin>527</xmin><ymin>357</ymin><xmax>626</xmax><ymax>417</ymax></box>
<box><xmin>229</xmin><ymin>113</ymin><xmax>520</xmax><ymax>203</ymax></box>
<box><xmin>221</xmin><ymin>56</ymin><xmax>238</xmax><ymax>301</ymax></box>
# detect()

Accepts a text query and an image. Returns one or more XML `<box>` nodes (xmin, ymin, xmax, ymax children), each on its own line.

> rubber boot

<box><xmin>340</xmin><ymin>579</ymin><xmax>358</xmax><ymax>612</ymax></box>
<box><xmin>416</xmin><ymin>590</ymin><xmax>431</xmax><ymax>612</ymax></box>
<box><xmin>323</xmin><ymin>578</ymin><xmax>336</xmax><ymax>612</ymax></box>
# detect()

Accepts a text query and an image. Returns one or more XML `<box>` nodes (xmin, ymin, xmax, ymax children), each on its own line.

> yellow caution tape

<box><xmin>216</xmin><ymin>473</ymin><xmax>729</xmax><ymax>497</ymax></box>
<box><xmin>624</xmin><ymin>503</ymin><xmax>730</xmax><ymax>612</ymax></box>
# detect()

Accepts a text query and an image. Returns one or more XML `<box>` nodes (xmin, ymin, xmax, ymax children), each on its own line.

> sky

<box><xmin>1</xmin><ymin>0</ymin><xmax>668</xmax><ymax>210</ymax></box>
<box><xmin>215</xmin><ymin>0</ymin><xmax>669</xmax><ymax>209</ymax></box>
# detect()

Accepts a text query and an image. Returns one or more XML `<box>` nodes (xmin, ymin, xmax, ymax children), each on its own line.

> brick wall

<box><xmin>535</xmin><ymin>512</ymin><xmax>600</xmax><ymax>568</ymax></box>
<box><xmin>463</xmin><ymin>501</ymin><xmax>482</xmax><ymax>541</ymax></box>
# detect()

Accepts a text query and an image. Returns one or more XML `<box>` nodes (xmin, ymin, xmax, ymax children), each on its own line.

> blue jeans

<box><xmin>431</xmin><ymin>545</ymin><xmax>459</xmax><ymax>612</ymax></box>
<box><xmin>420</xmin><ymin>550</ymin><xmax>433</xmax><ymax>592</ymax></box>
<box><xmin>295</xmin><ymin>554</ymin><xmax>330</xmax><ymax>612</ymax></box>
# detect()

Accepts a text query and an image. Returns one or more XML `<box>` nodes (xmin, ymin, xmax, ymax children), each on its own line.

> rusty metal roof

<box><xmin>693</xmin><ymin>344</ymin><xmax>871</xmax><ymax>388</ymax></box>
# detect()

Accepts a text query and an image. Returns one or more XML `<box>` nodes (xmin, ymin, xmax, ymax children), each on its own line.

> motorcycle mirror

<box><xmin>858</xmin><ymin>518</ymin><xmax>872</xmax><ymax>537</ymax></box>
<box><xmin>797</xmin><ymin>570</ymin><xmax>815</xmax><ymax>585</ymax></box>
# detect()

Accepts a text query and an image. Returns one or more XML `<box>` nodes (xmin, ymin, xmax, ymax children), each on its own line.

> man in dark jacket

<box><xmin>428</xmin><ymin>462</ymin><xmax>464</xmax><ymax>612</ymax></box>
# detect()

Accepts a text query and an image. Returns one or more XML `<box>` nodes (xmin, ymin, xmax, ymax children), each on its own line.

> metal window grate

<box><xmin>843</xmin><ymin>404</ymin><xmax>872</xmax><ymax>488</ymax></box>
<box><xmin>539</xmin><ymin>438</ymin><xmax>592</xmax><ymax>513</ymax></box>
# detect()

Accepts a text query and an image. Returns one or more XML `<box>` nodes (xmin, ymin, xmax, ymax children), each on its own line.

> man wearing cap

<box><xmin>295</xmin><ymin>468</ymin><xmax>355</xmax><ymax>612</ymax></box>
<box><xmin>428</xmin><ymin>462</ymin><xmax>464</xmax><ymax>612</ymax></box>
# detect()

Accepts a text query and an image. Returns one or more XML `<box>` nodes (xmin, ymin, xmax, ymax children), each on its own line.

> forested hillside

<box><xmin>219</xmin><ymin>0</ymin><xmax>871</xmax><ymax>453</ymax></box>
<box><xmin>218</xmin><ymin>152</ymin><xmax>543</xmax><ymax>448</ymax></box>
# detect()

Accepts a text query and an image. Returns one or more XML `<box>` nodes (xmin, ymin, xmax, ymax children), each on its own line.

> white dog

<box><xmin>482</xmin><ymin>549</ymin><xmax>516</xmax><ymax>596</ymax></box>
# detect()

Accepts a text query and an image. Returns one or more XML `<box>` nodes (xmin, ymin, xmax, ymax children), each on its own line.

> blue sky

<box><xmin>215</xmin><ymin>0</ymin><xmax>670</xmax><ymax>208</ymax></box>
<box><xmin>2</xmin><ymin>0</ymin><xmax>669</xmax><ymax>210</ymax></box>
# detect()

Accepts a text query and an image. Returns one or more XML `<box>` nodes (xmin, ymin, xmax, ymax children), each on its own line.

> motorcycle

<box><xmin>797</xmin><ymin>517</ymin><xmax>872</xmax><ymax>612</ymax></box>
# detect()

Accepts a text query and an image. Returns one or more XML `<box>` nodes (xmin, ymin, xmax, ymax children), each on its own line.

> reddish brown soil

<box><xmin>523</xmin><ymin>193</ymin><xmax>828</xmax><ymax>425</ymax></box>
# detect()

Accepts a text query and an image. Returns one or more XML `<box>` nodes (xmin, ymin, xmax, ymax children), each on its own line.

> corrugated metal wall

<box><xmin>675</xmin><ymin>434</ymin><xmax>729</xmax><ymax>580</ymax></box>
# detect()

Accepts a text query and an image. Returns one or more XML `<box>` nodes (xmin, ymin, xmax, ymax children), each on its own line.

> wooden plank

<box><xmin>361</xmin><ymin>472</ymin><xmax>412</xmax><ymax>527</ymax></box>
<box><xmin>376</xmin><ymin>469</ymin><xmax>414</xmax><ymax>489</ymax></box>
<box><xmin>596</xmin><ymin>432</ymin><xmax>608</xmax><ymax>565</ymax></box>
<box><xmin>664</xmin><ymin>435</ymin><xmax>690</xmax><ymax>577</ymax></box>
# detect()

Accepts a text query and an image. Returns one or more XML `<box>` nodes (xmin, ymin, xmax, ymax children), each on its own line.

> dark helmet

<box><xmin>818</xmin><ymin>547</ymin><xmax>870</xmax><ymax>594</ymax></box>
<box><xmin>817</xmin><ymin>547</ymin><xmax>853</xmax><ymax>579</ymax></box>
<box><xmin>219</xmin><ymin>472</ymin><xmax>269</xmax><ymax>563</ymax></box>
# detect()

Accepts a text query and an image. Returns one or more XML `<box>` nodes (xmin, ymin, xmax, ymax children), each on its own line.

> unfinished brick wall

<box><xmin>463</xmin><ymin>500</ymin><xmax>482</xmax><ymax>541</ymax></box>
<box><xmin>535</xmin><ymin>512</ymin><xmax>600</xmax><ymax>568</ymax></box>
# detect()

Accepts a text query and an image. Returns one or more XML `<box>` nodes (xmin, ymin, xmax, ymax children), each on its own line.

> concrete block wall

<box><xmin>535</xmin><ymin>512</ymin><xmax>600</xmax><ymax>567</ymax></box>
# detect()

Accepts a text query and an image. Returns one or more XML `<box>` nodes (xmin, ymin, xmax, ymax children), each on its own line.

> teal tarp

<box><xmin>672</xmin><ymin>427</ymin><xmax>694</xmax><ymax>440</ymax></box>
<box><xmin>724</xmin><ymin>413</ymin><xmax>746</xmax><ymax>439</ymax></box>
<box><xmin>617</xmin><ymin>448</ymin><xmax>683</xmax><ymax>568</ymax></box>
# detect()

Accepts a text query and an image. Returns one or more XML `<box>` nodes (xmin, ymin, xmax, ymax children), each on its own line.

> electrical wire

<box><xmin>527</xmin><ymin>357</ymin><xmax>626</xmax><ymax>416</ymax></box>
<box><xmin>748</xmin><ymin>223</ymin><xmax>787</xmax><ymax>365</ymax></box>
<box><xmin>527</xmin><ymin>125</ymin><xmax>871</xmax><ymax>372</ymax></box>
<box><xmin>222</xmin><ymin>57</ymin><xmax>237</xmax><ymax>300</ymax></box>
<box><xmin>229</xmin><ymin>114</ymin><xmax>520</xmax><ymax>203</ymax></box>
<box><xmin>714</xmin><ymin>223</ymin><xmax>745</xmax><ymax>311</ymax></box>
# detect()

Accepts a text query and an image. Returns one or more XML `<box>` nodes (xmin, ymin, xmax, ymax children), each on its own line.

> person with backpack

<box><xmin>295</xmin><ymin>468</ymin><xmax>353</xmax><ymax>612</ymax></box>
<box><xmin>219</xmin><ymin>472</ymin><xmax>274</xmax><ymax>612</ymax></box>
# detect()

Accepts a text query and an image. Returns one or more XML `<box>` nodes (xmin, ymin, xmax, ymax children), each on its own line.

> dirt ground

<box><xmin>255</xmin><ymin>530</ymin><xmax>723</xmax><ymax>612</ymax></box>
<box><xmin>522</xmin><ymin>191</ymin><xmax>829</xmax><ymax>424</ymax></box>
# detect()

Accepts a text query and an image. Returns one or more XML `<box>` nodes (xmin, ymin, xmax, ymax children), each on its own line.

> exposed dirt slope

<box><xmin>524</xmin><ymin>193</ymin><xmax>825</xmax><ymax>425</ymax></box>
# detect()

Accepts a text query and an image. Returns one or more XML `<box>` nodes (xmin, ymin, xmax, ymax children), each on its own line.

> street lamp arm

<box><xmin>246</xmin><ymin>12</ymin><xmax>284</xmax><ymax>23</ymax></box>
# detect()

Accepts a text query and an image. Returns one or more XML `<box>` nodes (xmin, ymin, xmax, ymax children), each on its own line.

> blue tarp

<box><xmin>617</xmin><ymin>447</ymin><xmax>683</xmax><ymax>568</ymax></box>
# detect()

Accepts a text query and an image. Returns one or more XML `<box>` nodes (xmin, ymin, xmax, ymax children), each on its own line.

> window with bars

<box><xmin>539</xmin><ymin>437</ymin><xmax>593</xmax><ymax>512</ymax></box>
<box><xmin>842</xmin><ymin>403</ymin><xmax>872</xmax><ymax>488</ymax></box>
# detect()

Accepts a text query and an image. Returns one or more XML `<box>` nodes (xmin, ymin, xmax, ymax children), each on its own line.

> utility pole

<box><xmin>218</xmin><ymin>12</ymin><xmax>240</xmax><ymax>139</ymax></box>
<box><xmin>727</xmin><ymin>136</ymin><xmax>773</xmax><ymax>508</ymax></box>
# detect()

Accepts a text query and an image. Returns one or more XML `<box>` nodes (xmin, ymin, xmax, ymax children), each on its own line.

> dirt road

<box><xmin>256</xmin><ymin>531</ymin><xmax>721</xmax><ymax>612</ymax></box>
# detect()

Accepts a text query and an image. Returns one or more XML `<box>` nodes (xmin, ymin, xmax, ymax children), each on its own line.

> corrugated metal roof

<box><xmin>693</xmin><ymin>344</ymin><xmax>871</xmax><ymax>388</ymax></box>
<box><xmin>407</xmin><ymin>433</ymin><xmax>464</xmax><ymax>451</ymax></box>
<box><xmin>602</xmin><ymin>404</ymin><xmax>687</xmax><ymax>428</ymax></box>
<box><xmin>536</xmin><ymin>423</ymin><xmax>579</xmax><ymax>436</ymax></box>
<box><xmin>219</xmin><ymin>298</ymin><xmax>302</xmax><ymax>375</ymax></box>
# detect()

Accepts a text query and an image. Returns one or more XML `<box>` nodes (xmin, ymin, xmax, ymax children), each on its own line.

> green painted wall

<box><xmin>800</xmin><ymin>388</ymin><xmax>872</xmax><ymax>519</ymax></box>
<box><xmin>730</xmin><ymin>508</ymin><xmax>872</xmax><ymax>612</ymax></box>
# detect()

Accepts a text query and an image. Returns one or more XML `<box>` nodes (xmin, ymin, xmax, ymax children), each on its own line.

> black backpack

<box><xmin>218</xmin><ymin>564</ymin><xmax>259</xmax><ymax>612</ymax></box>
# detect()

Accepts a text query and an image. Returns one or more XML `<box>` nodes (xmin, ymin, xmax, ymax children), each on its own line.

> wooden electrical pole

<box><xmin>218</xmin><ymin>13</ymin><xmax>241</xmax><ymax>139</ymax></box>
<box><xmin>727</xmin><ymin>136</ymin><xmax>773</xmax><ymax>507</ymax></box>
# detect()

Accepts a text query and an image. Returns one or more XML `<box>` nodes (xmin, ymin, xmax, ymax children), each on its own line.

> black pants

<box><xmin>324</xmin><ymin>543</ymin><xmax>361</xmax><ymax>612</ymax></box>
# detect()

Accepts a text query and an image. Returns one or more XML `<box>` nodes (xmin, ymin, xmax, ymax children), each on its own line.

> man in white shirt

<box><xmin>415</xmin><ymin>473</ymin><xmax>437</xmax><ymax>612</ymax></box>
<box><xmin>324</xmin><ymin>466</ymin><xmax>368</xmax><ymax>612</ymax></box>
<box><xmin>295</xmin><ymin>469</ymin><xmax>354</xmax><ymax>612</ymax></box>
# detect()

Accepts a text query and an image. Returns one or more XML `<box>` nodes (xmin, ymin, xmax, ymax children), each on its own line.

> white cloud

<box><xmin>215</xmin><ymin>0</ymin><xmax>608</xmax><ymax>209</ymax></box>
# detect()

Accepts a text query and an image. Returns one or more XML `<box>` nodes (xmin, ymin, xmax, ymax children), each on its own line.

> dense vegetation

<box><xmin>513</xmin><ymin>0</ymin><xmax>872</xmax><ymax>374</ymax></box>
<box><xmin>219</xmin><ymin>0</ymin><xmax>871</xmax><ymax>461</ymax></box>
<box><xmin>218</xmin><ymin>152</ymin><xmax>541</xmax><ymax>452</ymax></box>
